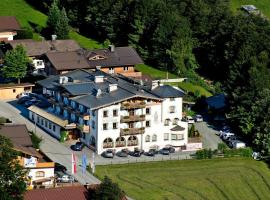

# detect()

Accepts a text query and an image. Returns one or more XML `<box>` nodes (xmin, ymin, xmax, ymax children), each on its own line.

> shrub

<box><xmin>29</xmin><ymin>131</ymin><xmax>42</xmax><ymax>149</ymax></box>
<box><xmin>195</xmin><ymin>149</ymin><xmax>213</xmax><ymax>159</ymax></box>
<box><xmin>217</xmin><ymin>143</ymin><xmax>227</xmax><ymax>153</ymax></box>
<box><xmin>15</xmin><ymin>27</ymin><xmax>33</xmax><ymax>39</ymax></box>
<box><xmin>60</xmin><ymin>131</ymin><xmax>68</xmax><ymax>142</ymax></box>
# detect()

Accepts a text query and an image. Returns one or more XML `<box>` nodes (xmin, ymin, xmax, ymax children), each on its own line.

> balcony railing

<box><xmin>115</xmin><ymin>142</ymin><xmax>126</xmax><ymax>147</ymax></box>
<box><xmin>127</xmin><ymin>141</ymin><xmax>138</xmax><ymax>146</ymax></box>
<box><xmin>103</xmin><ymin>142</ymin><xmax>114</xmax><ymax>148</ymax></box>
<box><xmin>120</xmin><ymin>115</ymin><xmax>145</xmax><ymax>123</ymax></box>
<box><xmin>121</xmin><ymin>101</ymin><xmax>146</xmax><ymax>109</ymax></box>
<box><xmin>120</xmin><ymin>127</ymin><xmax>145</xmax><ymax>136</ymax></box>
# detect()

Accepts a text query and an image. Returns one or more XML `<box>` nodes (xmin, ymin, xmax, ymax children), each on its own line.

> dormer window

<box><xmin>89</xmin><ymin>55</ymin><xmax>106</xmax><ymax>60</ymax></box>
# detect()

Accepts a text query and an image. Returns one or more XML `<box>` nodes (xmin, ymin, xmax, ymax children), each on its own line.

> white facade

<box><xmin>0</xmin><ymin>31</ymin><xmax>16</xmax><ymax>41</ymax></box>
<box><xmin>84</xmin><ymin>97</ymin><xmax>188</xmax><ymax>154</ymax></box>
<box><xmin>28</xmin><ymin>167</ymin><xmax>54</xmax><ymax>187</ymax></box>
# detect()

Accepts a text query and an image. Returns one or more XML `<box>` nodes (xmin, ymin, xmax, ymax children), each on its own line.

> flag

<box><xmin>72</xmin><ymin>153</ymin><xmax>77</xmax><ymax>174</ymax></box>
<box><xmin>91</xmin><ymin>153</ymin><xmax>95</xmax><ymax>174</ymax></box>
<box><xmin>82</xmin><ymin>153</ymin><xmax>87</xmax><ymax>174</ymax></box>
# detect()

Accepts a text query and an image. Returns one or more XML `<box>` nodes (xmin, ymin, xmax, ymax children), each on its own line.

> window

<box><xmin>31</xmin><ymin>113</ymin><xmax>34</xmax><ymax>121</ymax></box>
<box><xmin>164</xmin><ymin>133</ymin><xmax>169</xmax><ymax>141</ymax></box>
<box><xmin>92</xmin><ymin>110</ymin><xmax>95</xmax><ymax>117</ymax></box>
<box><xmin>37</xmin><ymin>116</ymin><xmax>40</xmax><ymax>124</ymax></box>
<box><xmin>146</xmin><ymin>108</ymin><xmax>151</xmax><ymax>115</ymax></box>
<box><xmin>53</xmin><ymin>125</ymin><xmax>56</xmax><ymax>132</ymax></box>
<box><xmin>113</xmin><ymin>109</ymin><xmax>118</xmax><ymax>117</ymax></box>
<box><xmin>49</xmin><ymin>122</ymin><xmax>52</xmax><ymax>129</ymax></box>
<box><xmin>35</xmin><ymin>171</ymin><xmax>45</xmax><ymax>178</ymax></box>
<box><xmin>164</xmin><ymin>119</ymin><xmax>170</xmax><ymax>126</ymax></box>
<box><xmin>13</xmin><ymin>89</ymin><xmax>16</xmax><ymax>93</ymax></box>
<box><xmin>113</xmin><ymin>122</ymin><xmax>118</xmax><ymax>129</ymax></box>
<box><xmin>145</xmin><ymin>135</ymin><xmax>150</xmax><ymax>142</ymax></box>
<box><xmin>82</xmin><ymin>132</ymin><xmax>86</xmax><ymax>139</ymax></box>
<box><xmin>169</xmin><ymin>106</ymin><xmax>175</xmax><ymax>113</ymax></box>
<box><xmin>45</xmin><ymin>120</ymin><xmax>48</xmax><ymax>128</ymax></box>
<box><xmin>171</xmin><ymin>134</ymin><xmax>184</xmax><ymax>140</ymax></box>
<box><xmin>24</xmin><ymin>87</ymin><xmax>31</xmax><ymax>91</ymax></box>
<box><xmin>103</xmin><ymin>123</ymin><xmax>108</xmax><ymax>130</ymax></box>
<box><xmin>124</xmin><ymin>66</ymin><xmax>129</xmax><ymax>71</ymax></box>
<box><xmin>92</xmin><ymin>121</ymin><xmax>95</xmax><ymax>129</ymax></box>
<box><xmin>103</xmin><ymin>110</ymin><xmax>108</xmax><ymax>117</ymax></box>
<box><xmin>170</xmin><ymin>97</ymin><xmax>175</xmax><ymax>101</ymax></box>
<box><xmin>146</xmin><ymin>120</ymin><xmax>151</xmax><ymax>127</ymax></box>
<box><xmin>173</xmin><ymin>118</ymin><xmax>179</xmax><ymax>125</ymax></box>
<box><xmin>41</xmin><ymin>119</ymin><xmax>44</xmax><ymax>126</ymax></box>
<box><xmin>152</xmin><ymin>134</ymin><xmax>157</xmax><ymax>142</ymax></box>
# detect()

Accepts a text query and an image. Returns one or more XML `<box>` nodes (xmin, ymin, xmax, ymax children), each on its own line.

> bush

<box><xmin>195</xmin><ymin>149</ymin><xmax>213</xmax><ymax>159</ymax></box>
<box><xmin>29</xmin><ymin>131</ymin><xmax>42</xmax><ymax>149</ymax></box>
<box><xmin>60</xmin><ymin>131</ymin><xmax>68</xmax><ymax>143</ymax></box>
<box><xmin>15</xmin><ymin>27</ymin><xmax>34</xmax><ymax>39</ymax></box>
<box><xmin>217</xmin><ymin>143</ymin><xmax>227</xmax><ymax>153</ymax></box>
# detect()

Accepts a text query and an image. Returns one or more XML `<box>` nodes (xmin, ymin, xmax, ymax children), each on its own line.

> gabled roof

<box><xmin>24</xmin><ymin>186</ymin><xmax>88</xmax><ymax>200</ymax></box>
<box><xmin>85</xmin><ymin>46</ymin><xmax>144</xmax><ymax>67</ymax></box>
<box><xmin>46</xmin><ymin>51</ymin><xmax>89</xmax><ymax>71</ymax></box>
<box><xmin>0</xmin><ymin>124</ymin><xmax>42</xmax><ymax>158</ymax></box>
<box><xmin>151</xmin><ymin>85</ymin><xmax>185</xmax><ymax>98</ymax></box>
<box><xmin>0</xmin><ymin>16</ymin><xmax>20</xmax><ymax>32</ymax></box>
<box><xmin>8</xmin><ymin>39</ymin><xmax>81</xmax><ymax>57</ymax></box>
<box><xmin>205</xmin><ymin>93</ymin><xmax>226</xmax><ymax>110</ymax></box>
<box><xmin>171</xmin><ymin>125</ymin><xmax>185</xmax><ymax>131</ymax></box>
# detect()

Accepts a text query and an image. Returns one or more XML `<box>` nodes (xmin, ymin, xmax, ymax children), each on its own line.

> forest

<box><xmin>27</xmin><ymin>0</ymin><xmax>270</xmax><ymax>156</ymax></box>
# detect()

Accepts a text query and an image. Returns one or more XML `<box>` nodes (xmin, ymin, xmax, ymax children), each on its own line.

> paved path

<box><xmin>194</xmin><ymin>122</ymin><xmax>222</xmax><ymax>150</ymax></box>
<box><xmin>0</xmin><ymin>100</ymin><xmax>100</xmax><ymax>185</ymax></box>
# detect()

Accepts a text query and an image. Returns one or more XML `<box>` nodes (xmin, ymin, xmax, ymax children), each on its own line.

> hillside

<box><xmin>230</xmin><ymin>0</ymin><xmax>270</xmax><ymax>17</ymax></box>
<box><xmin>0</xmin><ymin>0</ymin><xmax>101</xmax><ymax>49</ymax></box>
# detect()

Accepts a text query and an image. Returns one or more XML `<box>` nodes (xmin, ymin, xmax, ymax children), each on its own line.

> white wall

<box><xmin>28</xmin><ymin>167</ymin><xmax>54</xmax><ymax>186</ymax></box>
<box><xmin>29</xmin><ymin>111</ymin><xmax>61</xmax><ymax>139</ymax></box>
<box><xmin>0</xmin><ymin>31</ymin><xmax>16</xmax><ymax>40</ymax></box>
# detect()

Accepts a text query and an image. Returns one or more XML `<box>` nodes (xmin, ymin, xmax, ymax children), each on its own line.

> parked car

<box><xmin>159</xmin><ymin>147</ymin><xmax>170</xmax><ymax>155</ymax></box>
<box><xmin>17</xmin><ymin>96</ymin><xmax>32</xmax><ymax>104</ymax></box>
<box><xmin>145</xmin><ymin>149</ymin><xmax>158</xmax><ymax>157</ymax></box>
<box><xmin>231</xmin><ymin>140</ymin><xmax>246</xmax><ymax>149</ymax></box>
<box><xmin>195</xmin><ymin>114</ymin><xmax>203</xmax><ymax>122</ymax></box>
<box><xmin>102</xmin><ymin>149</ymin><xmax>115</xmax><ymax>158</ymax></box>
<box><xmin>16</xmin><ymin>91</ymin><xmax>32</xmax><ymax>99</ymax></box>
<box><xmin>186</xmin><ymin>116</ymin><xmax>195</xmax><ymax>124</ymax></box>
<box><xmin>71</xmin><ymin>142</ymin><xmax>84</xmax><ymax>151</ymax></box>
<box><xmin>222</xmin><ymin>133</ymin><xmax>235</xmax><ymax>141</ymax></box>
<box><xmin>130</xmin><ymin>149</ymin><xmax>144</xmax><ymax>157</ymax></box>
<box><xmin>24</xmin><ymin>99</ymin><xmax>40</xmax><ymax>107</ymax></box>
<box><xmin>116</xmin><ymin>149</ymin><xmax>129</xmax><ymax>157</ymax></box>
<box><xmin>55</xmin><ymin>162</ymin><xmax>67</xmax><ymax>172</ymax></box>
<box><xmin>56</xmin><ymin>174</ymin><xmax>75</xmax><ymax>183</ymax></box>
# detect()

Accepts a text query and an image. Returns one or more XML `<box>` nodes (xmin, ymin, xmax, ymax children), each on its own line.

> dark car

<box><xmin>159</xmin><ymin>147</ymin><xmax>170</xmax><ymax>155</ymax></box>
<box><xmin>24</xmin><ymin>99</ymin><xmax>40</xmax><ymax>107</ymax></box>
<box><xmin>144</xmin><ymin>149</ymin><xmax>158</xmax><ymax>157</ymax></box>
<box><xmin>71</xmin><ymin>142</ymin><xmax>84</xmax><ymax>151</ymax></box>
<box><xmin>116</xmin><ymin>149</ymin><xmax>129</xmax><ymax>157</ymax></box>
<box><xmin>130</xmin><ymin>149</ymin><xmax>144</xmax><ymax>157</ymax></box>
<box><xmin>17</xmin><ymin>96</ymin><xmax>32</xmax><ymax>104</ymax></box>
<box><xmin>102</xmin><ymin>149</ymin><xmax>115</xmax><ymax>158</ymax></box>
<box><xmin>55</xmin><ymin>162</ymin><xmax>67</xmax><ymax>172</ymax></box>
<box><xmin>167</xmin><ymin>146</ymin><xmax>175</xmax><ymax>153</ymax></box>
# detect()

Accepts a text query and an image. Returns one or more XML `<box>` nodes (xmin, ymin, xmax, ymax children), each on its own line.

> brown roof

<box><xmin>24</xmin><ymin>186</ymin><xmax>88</xmax><ymax>200</ymax></box>
<box><xmin>0</xmin><ymin>124</ymin><xmax>42</xmax><ymax>158</ymax></box>
<box><xmin>170</xmin><ymin>125</ymin><xmax>185</xmax><ymax>131</ymax></box>
<box><xmin>0</xmin><ymin>16</ymin><xmax>20</xmax><ymax>31</ymax></box>
<box><xmin>46</xmin><ymin>51</ymin><xmax>90</xmax><ymax>71</ymax></box>
<box><xmin>85</xmin><ymin>46</ymin><xmax>144</xmax><ymax>68</ymax></box>
<box><xmin>8</xmin><ymin>39</ymin><xmax>81</xmax><ymax>57</ymax></box>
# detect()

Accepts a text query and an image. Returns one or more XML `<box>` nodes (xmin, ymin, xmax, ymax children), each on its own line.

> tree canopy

<box><xmin>0</xmin><ymin>135</ymin><xmax>28</xmax><ymax>200</ymax></box>
<box><xmin>1</xmin><ymin>45</ymin><xmax>29</xmax><ymax>84</ymax></box>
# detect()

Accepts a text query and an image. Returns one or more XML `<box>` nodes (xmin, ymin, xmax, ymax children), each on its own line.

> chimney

<box><xmin>51</xmin><ymin>34</ymin><xmax>57</xmax><ymax>41</ymax></box>
<box><xmin>108</xmin><ymin>84</ymin><xmax>118</xmax><ymax>92</ymax></box>
<box><xmin>96</xmin><ymin>89</ymin><xmax>102</xmax><ymax>97</ymax></box>
<box><xmin>94</xmin><ymin>75</ymin><xmax>104</xmax><ymax>83</ymax></box>
<box><xmin>108</xmin><ymin>44</ymin><xmax>115</xmax><ymax>52</ymax></box>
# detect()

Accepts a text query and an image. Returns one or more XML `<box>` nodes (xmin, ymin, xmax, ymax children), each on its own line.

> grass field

<box><xmin>178</xmin><ymin>82</ymin><xmax>212</xmax><ymax>97</ymax></box>
<box><xmin>0</xmin><ymin>0</ymin><xmax>101</xmax><ymax>48</ymax></box>
<box><xmin>95</xmin><ymin>158</ymin><xmax>270</xmax><ymax>200</ymax></box>
<box><xmin>230</xmin><ymin>0</ymin><xmax>270</xmax><ymax>18</ymax></box>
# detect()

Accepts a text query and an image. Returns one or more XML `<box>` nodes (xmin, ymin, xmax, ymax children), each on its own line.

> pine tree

<box><xmin>47</xmin><ymin>0</ymin><xmax>61</xmax><ymax>33</ymax></box>
<box><xmin>1</xmin><ymin>45</ymin><xmax>29</xmax><ymax>84</ymax></box>
<box><xmin>55</xmin><ymin>8</ymin><xmax>70</xmax><ymax>39</ymax></box>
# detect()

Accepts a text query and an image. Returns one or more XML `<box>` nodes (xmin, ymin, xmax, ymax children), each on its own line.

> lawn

<box><xmin>95</xmin><ymin>158</ymin><xmax>270</xmax><ymax>200</ymax></box>
<box><xmin>230</xmin><ymin>0</ymin><xmax>270</xmax><ymax>18</ymax></box>
<box><xmin>0</xmin><ymin>0</ymin><xmax>101</xmax><ymax>48</ymax></box>
<box><xmin>178</xmin><ymin>82</ymin><xmax>212</xmax><ymax>97</ymax></box>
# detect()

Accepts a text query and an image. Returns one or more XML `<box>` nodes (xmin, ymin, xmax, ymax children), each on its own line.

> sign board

<box><xmin>24</xmin><ymin>156</ymin><xmax>37</xmax><ymax>168</ymax></box>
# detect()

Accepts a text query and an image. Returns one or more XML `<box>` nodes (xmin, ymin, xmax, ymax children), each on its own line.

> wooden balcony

<box><xmin>120</xmin><ymin>115</ymin><xmax>145</xmax><ymax>123</ymax></box>
<box><xmin>121</xmin><ymin>101</ymin><xmax>146</xmax><ymax>109</ymax></box>
<box><xmin>120</xmin><ymin>127</ymin><xmax>145</xmax><ymax>136</ymax></box>
<box><xmin>36</xmin><ymin>162</ymin><xmax>55</xmax><ymax>168</ymax></box>
<box><xmin>77</xmin><ymin>125</ymin><xmax>90</xmax><ymax>133</ymax></box>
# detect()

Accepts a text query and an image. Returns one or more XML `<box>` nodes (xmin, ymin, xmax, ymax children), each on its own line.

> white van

<box><xmin>232</xmin><ymin>140</ymin><xmax>246</xmax><ymax>149</ymax></box>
